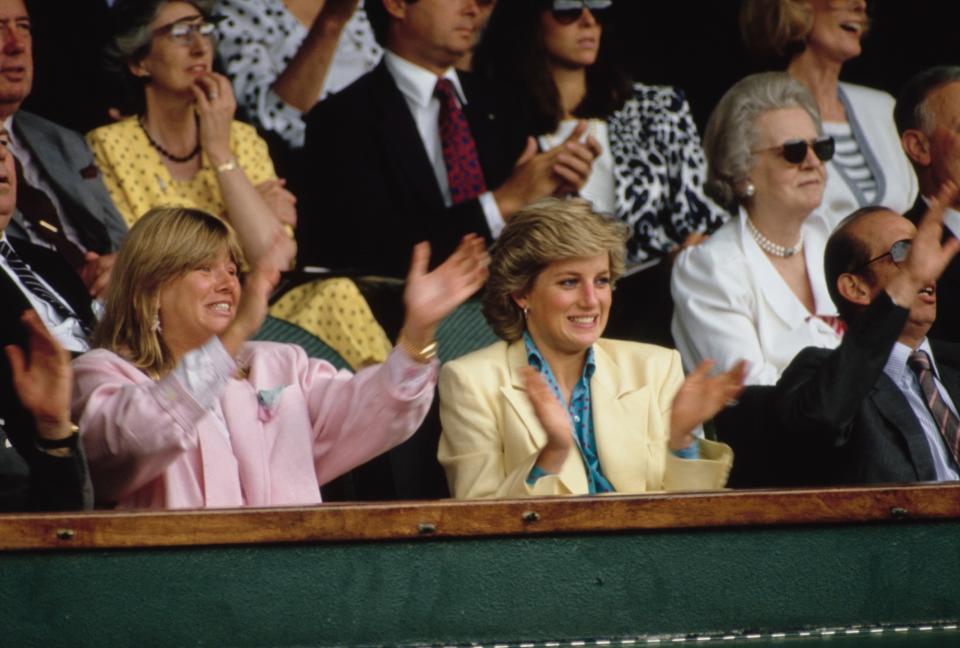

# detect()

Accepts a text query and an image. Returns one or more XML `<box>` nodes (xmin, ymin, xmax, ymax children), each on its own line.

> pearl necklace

<box><xmin>746</xmin><ymin>217</ymin><xmax>803</xmax><ymax>258</ymax></box>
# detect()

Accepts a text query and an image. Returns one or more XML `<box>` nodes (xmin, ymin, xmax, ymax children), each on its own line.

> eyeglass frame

<box><xmin>550</xmin><ymin>0</ymin><xmax>614</xmax><ymax>24</ymax></box>
<box><xmin>751</xmin><ymin>136</ymin><xmax>836</xmax><ymax>165</ymax></box>
<box><xmin>152</xmin><ymin>18</ymin><xmax>218</xmax><ymax>45</ymax></box>
<box><xmin>850</xmin><ymin>239</ymin><xmax>912</xmax><ymax>273</ymax></box>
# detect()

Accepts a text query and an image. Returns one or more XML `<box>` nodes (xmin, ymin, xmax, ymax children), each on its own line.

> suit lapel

<box><xmin>590</xmin><ymin>345</ymin><xmax>653</xmax><ymax>492</ymax></box>
<box><xmin>370</xmin><ymin>63</ymin><xmax>447</xmax><ymax>210</ymax></box>
<box><xmin>870</xmin><ymin>374</ymin><xmax>936</xmax><ymax>480</ymax></box>
<box><xmin>499</xmin><ymin>340</ymin><xmax>589</xmax><ymax>494</ymax></box>
<box><xmin>12</xmin><ymin>114</ymin><xmax>110</xmax><ymax>253</ymax></box>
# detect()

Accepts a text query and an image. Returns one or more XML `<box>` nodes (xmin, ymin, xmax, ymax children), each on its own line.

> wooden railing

<box><xmin>2</xmin><ymin>482</ymin><xmax>959</xmax><ymax>551</ymax></box>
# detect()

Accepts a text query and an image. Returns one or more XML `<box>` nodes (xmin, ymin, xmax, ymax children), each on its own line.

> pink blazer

<box><xmin>71</xmin><ymin>341</ymin><xmax>435</xmax><ymax>509</ymax></box>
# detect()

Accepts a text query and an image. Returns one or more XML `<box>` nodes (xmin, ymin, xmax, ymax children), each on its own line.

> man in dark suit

<box><xmin>896</xmin><ymin>66</ymin><xmax>960</xmax><ymax>343</ymax></box>
<box><xmin>775</xmin><ymin>189</ymin><xmax>960</xmax><ymax>485</ymax></box>
<box><xmin>0</xmin><ymin>0</ymin><xmax>126</xmax><ymax>299</ymax></box>
<box><xmin>0</xmin><ymin>123</ymin><xmax>92</xmax><ymax>510</ymax></box>
<box><xmin>296</xmin><ymin>0</ymin><xmax>599</xmax><ymax>277</ymax></box>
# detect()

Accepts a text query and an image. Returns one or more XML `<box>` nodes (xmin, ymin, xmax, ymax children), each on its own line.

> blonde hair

<box><xmin>482</xmin><ymin>197</ymin><xmax>628</xmax><ymax>342</ymax></box>
<box><xmin>740</xmin><ymin>0</ymin><xmax>814</xmax><ymax>58</ymax></box>
<box><xmin>741</xmin><ymin>0</ymin><xmax>870</xmax><ymax>58</ymax></box>
<box><xmin>94</xmin><ymin>207</ymin><xmax>244</xmax><ymax>377</ymax></box>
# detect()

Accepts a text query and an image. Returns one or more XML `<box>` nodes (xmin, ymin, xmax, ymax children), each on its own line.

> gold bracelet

<box><xmin>215</xmin><ymin>158</ymin><xmax>238</xmax><ymax>174</ymax></box>
<box><xmin>397</xmin><ymin>336</ymin><xmax>438</xmax><ymax>364</ymax></box>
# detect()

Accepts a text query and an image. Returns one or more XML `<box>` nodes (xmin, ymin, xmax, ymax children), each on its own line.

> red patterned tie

<box><xmin>434</xmin><ymin>78</ymin><xmax>487</xmax><ymax>204</ymax></box>
<box><xmin>907</xmin><ymin>350</ymin><xmax>960</xmax><ymax>467</ymax></box>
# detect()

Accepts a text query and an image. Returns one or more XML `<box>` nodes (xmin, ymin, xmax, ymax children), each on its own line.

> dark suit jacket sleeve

<box><xmin>775</xmin><ymin>292</ymin><xmax>909</xmax><ymax>446</ymax></box>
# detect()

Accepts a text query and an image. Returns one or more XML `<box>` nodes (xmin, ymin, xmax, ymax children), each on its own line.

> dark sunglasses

<box><xmin>753</xmin><ymin>136</ymin><xmax>835</xmax><ymax>165</ymax></box>
<box><xmin>852</xmin><ymin>239</ymin><xmax>911</xmax><ymax>273</ymax></box>
<box><xmin>551</xmin><ymin>0</ymin><xmax>613</xmax><ymax>24</ymax></box>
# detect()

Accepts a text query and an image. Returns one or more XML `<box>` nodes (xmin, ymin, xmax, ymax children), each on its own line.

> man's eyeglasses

<box><xmin>752</xmin><ymin>136</ymin><xmax>835</xmax><ymax>165</ymax></box>
<box><xmin>153</xmin><ymin>20</ymin><xmax>217</xmax><ymax>45</ymax></box>
<box><xmin>550</xmin><ymin>0</ymin><xmax>613</xmax><ymax>25</ymax></box>
<box><xmin>852</xmin><ymin>239</ymin><xmax>911</xmax><ymax>273</ymax></box>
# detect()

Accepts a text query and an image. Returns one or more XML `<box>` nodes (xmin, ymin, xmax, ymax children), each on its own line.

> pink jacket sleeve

<box><xmin>284</xmin><ymin>344</ymin><xmax>437</xmax><ymax>486</ymax></box>
<box><xmin>71</xmin><ymin>343</ymin><xmax>236</xmax><ymax>503</ymax></box>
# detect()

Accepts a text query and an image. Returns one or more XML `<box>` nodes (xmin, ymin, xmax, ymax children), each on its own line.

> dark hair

<box><xmin>365</xmin><ymin>0</ymin><xmax>418</xmax><ymax>48</ymax></box>
<box><xmin>473</xmin><ymin>0</ymin><xmax>631</xmax><ymax>135</ymax></box>
<box><xmin>894</xmin><ymin>65</ymin><xmax>960</xmax><ymax>135</ymax></box>
<box><xmin>104</xmin><ymin>0</ymin><xmax>215</xmax><ymax>115</ymax></box>
<box><xmin>823</xmin><ymin>205</ymin><xmax>891</xmax><ymax>323</ymax></box>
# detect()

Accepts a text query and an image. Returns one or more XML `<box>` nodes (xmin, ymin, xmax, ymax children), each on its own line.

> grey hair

<box><xmin>107</xmin><ymin>0</ymin><xmax>216</xmax><ymax>65</ymax></box>
<box><xmin>894</xmin><ymin>66</ymin><xmax>960</xmax><ymax>136</ymax></box>
<box><xmin>702</xmin><ymin>71</ymin><xmax>822</xmax><ymax>212</ymax></box>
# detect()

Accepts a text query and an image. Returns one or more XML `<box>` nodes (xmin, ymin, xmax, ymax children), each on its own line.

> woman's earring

<box><xmin>153</xmin><ymin>314</ymin><xmax>162</xmax><ymax>334</ymax></box>
<box><xmin>522</xmin><ymin>306</ymin><xmax>529</xmax><ymax>318</ymax></box>
<box><xmin>742</xmin><ymin>181</ymin><xmax>756</xmax><ymax>198</ymax></box>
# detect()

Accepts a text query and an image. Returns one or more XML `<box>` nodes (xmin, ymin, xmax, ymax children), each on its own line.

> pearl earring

<box><xmin>742</xmin><ymin>182</ymin><xmax>756</xmax><ymax>198</ymax></box>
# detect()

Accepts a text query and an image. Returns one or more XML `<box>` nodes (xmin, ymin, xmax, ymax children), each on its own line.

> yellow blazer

<box><xmin>438</xmin><ymin>338</ymin><xmax>732</xmax><ymax>499</ymax></box>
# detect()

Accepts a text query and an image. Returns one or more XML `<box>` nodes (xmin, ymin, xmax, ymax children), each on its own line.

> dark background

<box><xmin>613</xmin><ymin>1</ymin><xmax>960</xmax><ymax>131</ymax></box>
<box><xmin>22</xmin><ymin>1</ymin><xmax>960</xmax><ymax>136</ymax></box>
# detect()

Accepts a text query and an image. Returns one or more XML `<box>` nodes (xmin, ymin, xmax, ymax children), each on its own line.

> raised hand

<box><xmin>905</xmin><ymin>181</ymin><xmax>960</xmax><ymax>285</ymax></box>
<box><xmin>4</xmin><ymin>310</ymin><xmax>73</xmax><ymax>441</ymax></box>
<box><xmin>885</xmin><ymin>181</ymin><xmax>960</xmax><ymax>308</ymax></box>
<box><xmin>669</xmin><ymin>359</ymin><xmax>747</xmax><ymax>452</ymax></box>
<box><xmin>191</xmin><ymin>72</ymin><xmax>237</xmax><ymax>166</ymax></box>
<box><xmin>520</xmin><ymin>366</ymin><xmax>573</xmax><ymax>474</ymax></box>
<box><xmin>219</xmin><ymin>233</ymin><xmax>286</xmax><ymax>357</ymax></box>
<box><xmin>400</xmin><ymin>234</ymin><xmax>489</xmax><ymax>352</ymax></box>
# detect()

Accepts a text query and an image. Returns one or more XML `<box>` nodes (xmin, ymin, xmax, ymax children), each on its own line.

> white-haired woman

<box><xmin>671</xmin><ymin>72</ymin><xmax>844</xmax><ymax>386</ymax></box>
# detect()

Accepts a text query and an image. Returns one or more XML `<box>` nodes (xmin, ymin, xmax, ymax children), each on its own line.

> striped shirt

<box><xmin>824</xmin><ymin>121</ymin><xmax>878</xmax><ymax>204</ymax></box>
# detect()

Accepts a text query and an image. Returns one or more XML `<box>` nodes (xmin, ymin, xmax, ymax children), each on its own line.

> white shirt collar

<box><xmin>885</xmin><ymin>337</ymin><xmax>938</xmax><ymax>386</ymax></box>
<box><xmin>383</xmin><ymin>50</ymin><xmax>466</xmax><ymax>109</ymax></box>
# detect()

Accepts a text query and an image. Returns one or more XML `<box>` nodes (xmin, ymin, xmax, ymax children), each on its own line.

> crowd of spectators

<box><xmin>3</xmin><ymin>0</ymin><xmax>960</xmax><ymax>512</ymax></box>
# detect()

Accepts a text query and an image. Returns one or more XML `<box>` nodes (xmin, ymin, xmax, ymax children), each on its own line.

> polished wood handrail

<box><xmin>1</xmin><ymin>483</ymin><xmax>959</xmax><ymax>552</ymax></box>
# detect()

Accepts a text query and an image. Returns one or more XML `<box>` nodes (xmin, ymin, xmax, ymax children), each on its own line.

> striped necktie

<box><xmin>907</xmin><ymin>349</ymin><xmax>960</xmax><ymax>468</ymax></box>
<box><xmin>0</xmin><ymin>238</ymin><xmax>87</xmax><ymax>332</ymax></box>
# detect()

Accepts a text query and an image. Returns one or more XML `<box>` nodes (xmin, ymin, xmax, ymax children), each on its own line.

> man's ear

<box><xmin>382</xmin><ymin>0</ymin><xmax>408</xmax><ymax>21</ymax></box>
<box><xmin>836</xmin><ymin>272</ymin><xmax>872</xmax><ymax>307</ymax></box>
<box><xmin>902</xmin><ymin>129</ymin><xmax>932</xmax><ymax>167</ymax></box>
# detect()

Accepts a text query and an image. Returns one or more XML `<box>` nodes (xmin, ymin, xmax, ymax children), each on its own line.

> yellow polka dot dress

<box><xmin>87</xmin><ymin>117</ymin><xmax>391</xmax><ymax>368</ymax></box>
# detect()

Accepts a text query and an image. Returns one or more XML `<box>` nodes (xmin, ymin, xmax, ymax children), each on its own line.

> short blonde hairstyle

<box><xmin>741</xmin><ymin>0</ymin><xmax>870</xmax><ymax>58</ymax></box>
<box><xmin>94</xmin><ymin>207</ymin><xmax>244</xmax><ymax>377</ymax></box>
<box><xmin>482</xmin><ymin>198</ymin><xmax>628</xmax><ymax>342</ymax></box>
<box><xmin>740</xmin><ymin>0</ymin><xmax>814</xmax><ymax>58</ymax></box>
<box><xmin>703</xmin><ymin>72</ymin><xmax>822</xmax><ymax>212</ymax></box>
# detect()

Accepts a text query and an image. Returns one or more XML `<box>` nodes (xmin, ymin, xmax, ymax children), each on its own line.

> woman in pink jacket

<box><xmin>71</xmin><ymin>207</ymin><xmax>487</xmax><ymax>509</ymax></box>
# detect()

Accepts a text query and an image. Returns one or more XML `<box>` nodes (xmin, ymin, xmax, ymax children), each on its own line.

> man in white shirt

<box><xmin>296</xmin><ymin>0</ymin><xmax>600</xmax><ymax>277</ymax></box>
<box><xmin>896</xmin><ymin>66</ymin><xmax>960</xmax><ymax>343</ymax></box>
<box><xmin>775</xmin><ymin>192</ymin><xmax>960</xmax><ymax>485</ymax></box>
